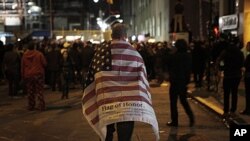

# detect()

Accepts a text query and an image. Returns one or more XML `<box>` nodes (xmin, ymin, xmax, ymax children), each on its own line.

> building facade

<box><xmin>121</xmin><ymin>0</ymin><xmax>220</xmax><ymax>41</ymax></box>
<box><xmin>121</xmin><ymin>0</ymin><xmax>170</xmax><ymax>41</ymax></box>
<box><xmin>121</xmin><ymin>0</ymin><xmax>249</xmax><ymax>42</ymax></box>
<box><xmin>38</xmin><ymin>0</ymin><xmax>87</xmax><ymax>31</ymax></box>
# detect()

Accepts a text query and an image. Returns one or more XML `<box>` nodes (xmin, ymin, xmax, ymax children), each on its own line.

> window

<box><xmin>156</xmin><ymin>12</ymin><xmax>162</xmax><ymax>36</ymax></box>
<box><xmin>152</xmin><ymin>16</ymin><xmax>155</xmax><ymax>36</ymax></box>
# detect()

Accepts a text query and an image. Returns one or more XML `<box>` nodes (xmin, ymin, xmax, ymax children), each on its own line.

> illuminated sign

<box><xmin>219</xmin><ymin>14</ymin><xmax>238</xmax><ymax>31</ymax></box>
<box><xmin>4</xmin><ymin>16</ymin><xmax>21</xmax><ymax>26</ymax></box>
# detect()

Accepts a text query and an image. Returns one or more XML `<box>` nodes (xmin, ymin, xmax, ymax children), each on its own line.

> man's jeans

<box><xmin>105</xmin><ymin>121</ymin><xmax>134</xmax><ymax>141</ymax></box>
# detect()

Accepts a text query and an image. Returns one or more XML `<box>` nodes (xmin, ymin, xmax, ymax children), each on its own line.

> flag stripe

<box><xmin>91</xmin><ymin>115</ymin><xmax>99</xmax><ymax>125</ymax></box>
<box><xmin>82</xmin><ymin>89</ymin><xmax>96</xmax><ymax>104</ymax></box>
<box><xmin>112</xmin><ymin>54</ymin><xmax>144</xmax><ymax>64</ymax></box>
<box><xmin>96</xmin><ymin>85</ymin><xmax>148</xmax><ymax>96</ymax></box>
<box><xmin>112</xmin><ymin>48</ymin><xmax>141</xmax><ymax>58</ymax></box>
<box><xmin>95</xmin><ymin>75</ymin><xmax>139</xmax><ymax>83</ymax></box>
<box><xmin>85</xmin><ymin>102</ymin><xmax>98</xmax><ymax>115</ymax></box>
<box><xmin>112</xmin><ymin>65</ymin><xmax>140</xmax><ymax>72</ymax></box>
<box><xmin>111</xmin><ymin>64</ymin><xmax>147</xmax><ymax>81</ymax></box>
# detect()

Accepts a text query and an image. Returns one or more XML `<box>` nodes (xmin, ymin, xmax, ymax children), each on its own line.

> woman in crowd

<box><xmin>60</xmin><ymin>50</ymin><xmax>74</xmax><ymax>99</ymax></box>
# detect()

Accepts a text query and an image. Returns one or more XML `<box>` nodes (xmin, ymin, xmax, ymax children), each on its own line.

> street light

<box><xmin>109</xmin><ymin>19</ymin><xmax>123</xmax><ymax>25</ymax></box>
<box><xmin>97</xmin><ymin>14</ymin><xmax>121</xmax><ymax>31</ymax></box>
<box><xmin>103</xmin><ymin>14</ymin><xmax>120</xmax><ymax>23</ymax></box>
<box><xmin>28</xmin><ymin>5</ymin><xmax>42</xmax><ymax>16</ymax></box>
<box><xmin>97</xmin><ymin>19</ymin><xmax>123</xmax><ymax>32</ymax></box>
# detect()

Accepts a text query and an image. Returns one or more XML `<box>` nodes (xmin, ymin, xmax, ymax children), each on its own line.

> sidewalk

<box><xmin>188</xmin><ymin>80</ymin><xmax>250</xmax><ymax>126</ymax></box>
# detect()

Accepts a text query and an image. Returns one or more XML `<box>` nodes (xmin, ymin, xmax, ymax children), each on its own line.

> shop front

<box><xmin>219</xmin><ymin>14</ymin><xmax>243</xmax><ymax>36</ymax></box>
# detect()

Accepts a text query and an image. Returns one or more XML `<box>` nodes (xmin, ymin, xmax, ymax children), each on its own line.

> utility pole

<box><xmin>49</xmin><ymin>0</ymin><xmax>53</xmax><ymax>38</ymax></box>
<box><xmin>207</xmin><ymin>0</ymin><xmax>213</xmax><ymax>91</ymax></box>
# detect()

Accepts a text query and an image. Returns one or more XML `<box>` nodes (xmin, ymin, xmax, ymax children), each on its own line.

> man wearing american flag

<box><xmin>82</xmin><ymin>23</ymin><xmax>159</xmax><ymax>141</ymax></box>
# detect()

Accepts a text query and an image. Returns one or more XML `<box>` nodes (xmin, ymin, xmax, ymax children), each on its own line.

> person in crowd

<box><xmin>68</xmin><ymin>42</ymin><xmax>81</xmax><ymax>85</ymax></box>
<box><xmin>174</xmin><ymin>0</ymin><xmax>184</xmax><ymax>32</ymax></box>
<box><xmin>80</xmin><ymin>41</ymin><xmax>94</xmax><ymax>89</ymax></box>
<box><xmin>240</xmin><ymin>41</ymin><xmax>250</xmax><ymax>115</ymax></box>
<box><xmin>3</xmin><ymin>43</ymin><xmax>21</xmax><ymax>98</ymax></box>
<box><xmin>166</xmin><ymin>39</ymin><xmax>194</xmax><ymax>127</ymax></box>
<box><xmin>21</xmin><ymin>41</ymin><xmax>47</xmax><ymax>111</ymax></box>
<box><xmin>216</xmin><ymin>37</ymin><xmax>244</xmax><ymax>116</ymax></box>
<box><xmin>154</xmin><ymin>42</ymin><xmax>167</xmax><ymax>85</ymax></box>
<box><xmin>0</xmin><ymin>41</ymin><xmax>5</xmax><ymax>82</ymax></box>
<box><xmin>137</xmin><ymin>42</ymin><xmax>153</xmax><ymax>80</ymax></box>
<box><xmin>60</xmin><ymin>50</ymin><xmax>74</xmax><ymax>99</ymax></box>
<box><xmin>82</xmin><ymin>23</ymin><xmax>159</xmax><ymax>141</ymax></box>
<box><xmin>192</xmin><ymin>40</ymin><xmax>208</xmax><ymax>88</ymax></box>
<box><xmin>46</xmin><ymin>42</ymin><xmax>62</xmax><ymax>91</ymax></box>
<box><xmin>211</xmin><ymin>34</ymin><xmax>229</xmax><ymax>63</ymax></box>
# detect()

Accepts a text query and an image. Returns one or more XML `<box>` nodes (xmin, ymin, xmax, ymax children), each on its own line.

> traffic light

<box><xmin>208</xmin><ymin>25</ymin><xmax>220</xmax><ymax>41</ymax></box>
<box><xmin>213</xmin><ymin>26</ymin><xmax>219</xmax><ymax>37</ymax></box>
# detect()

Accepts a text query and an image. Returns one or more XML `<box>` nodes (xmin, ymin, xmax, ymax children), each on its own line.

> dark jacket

<box><xmin>167</xmin><ymin>51</ymin><xmax>192</xmax><ymax>84</ymax></box>
<box><xmin>68</xmin><ymin>46</ymin><xmax>81</xmax><ymax>70</ymax></box>
<box><xmin>217</xmin><ymin>43</ymin><xmax>244</xmax><ymax>78</ymax></box>
<box><xmin>175</xmin><ymin>2</ymin><xmax>184</xmax><ymax>14</ymax></box>
<box><xmin>245</xmin><ymin>54</ymin><xmax>250</xmax><ymax>78</ymax></box>
<box><xmin>3</xmin><ymin>50</ymin><xmax>21</xmax><ymax>74</ymax></box>
<box><xmin>80</xmin><ymin>45</ymin><xmax>94</xmax><ymax>69</ymax></box>
<box><xmin>46</xmin><ymin>49</ymin><xmax>62</xmax><ymax>71</ymax></box>
<box><xmin>192</xmin><ymin>42</ymin><xmax>208</xmax><ymax>73</ymax></box>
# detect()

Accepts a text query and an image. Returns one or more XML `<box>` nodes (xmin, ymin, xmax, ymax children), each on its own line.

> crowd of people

<box><xmin>0</xmin><ymin>26</ymin><xmax>250</xmax><ymax>140</ymax></box>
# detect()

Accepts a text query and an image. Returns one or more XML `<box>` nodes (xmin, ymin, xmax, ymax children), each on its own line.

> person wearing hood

<box><xmin>166</xmin><ymin>39</ymin><xmax>194</xmax><ymax>127</ymax></box>
<box><xmin>21</xmin><ymin>41</ymin><xmax>47</xmax><ymax>111</ymax></box>
<box><xmin>216</xmin><ymin>38</ymin><xmax>244</xmax><ymax>117</ymax></box>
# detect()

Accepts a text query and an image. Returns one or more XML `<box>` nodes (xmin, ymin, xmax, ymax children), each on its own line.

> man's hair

<box><xmin>111</xmin><ymin>23</ymin><xmax>127</xmax><ymax>39</ymax></box>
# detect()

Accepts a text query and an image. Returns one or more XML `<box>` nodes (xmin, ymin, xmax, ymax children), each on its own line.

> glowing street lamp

<box><xmin>110</xmin><ymin>19</ymin><xmax>123</xmax><ymax>25</ymax></box>
<box><xmin>103</xmin><ymin>14</ymin><xmax>120</xmax><ymax>23</ymax></box>
<box><xmin>97</xmin><ymin>14</ymin><xmax>121</xmax><ymax>32</ymax></box>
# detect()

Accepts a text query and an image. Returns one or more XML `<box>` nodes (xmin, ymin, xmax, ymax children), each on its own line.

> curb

<box><xmin>189</xmin><ymin>94</ymin><xmax>223</xmax><ymax>116</ymax></box>
<box><xmin>189</xmin><ymin>94</ymin><xmax>242</xmax><ymax>128</ymax></box>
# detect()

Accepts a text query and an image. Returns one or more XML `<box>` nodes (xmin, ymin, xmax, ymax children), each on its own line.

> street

<box><xmin>0</xmin><ymin>82</ymin><xmax>229</xmax><ymax>141</ymax></box>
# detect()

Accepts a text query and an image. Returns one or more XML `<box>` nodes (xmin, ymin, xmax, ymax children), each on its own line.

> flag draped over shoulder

<box><xmin>82</xmin><ymin>40</ymin><xmax>159</xmax><ymax>141</ymax></box>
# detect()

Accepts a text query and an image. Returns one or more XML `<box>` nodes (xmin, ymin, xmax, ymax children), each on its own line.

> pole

<box><xmin>49</xmin><ymin>0</ymin><xmax>53</xmax><ymax>38</ymax></box>
<box><xmin>199</xmin><ymin>0</ymin><xmax>203</xmax><ymax>39</ymax></box>
<box><xmin>207</xmin><ymin>0</ymin><xmax>213</xmax><ymax>91</ymax></box>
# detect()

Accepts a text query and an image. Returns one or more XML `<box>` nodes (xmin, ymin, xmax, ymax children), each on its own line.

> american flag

<box><xmin>82</xmin><ymin>40</ymin><xmax>159</xmax><ymax>141</ymax></box>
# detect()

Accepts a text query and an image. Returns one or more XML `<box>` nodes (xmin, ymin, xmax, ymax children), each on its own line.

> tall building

<box><xmin>121</xmin><ymin>0</ymin><xmax>248</xmax><ymax>42</ymax></box>
<box><xmin>39</xmin><ymin>0</ymin><xmax>87</xmax><ymax>31</ymax></box>
<box><xmin>121</xmin><ymin>0</ymin><xmax>217</xmax><ymax>41</ymax></box>
<box><xmin>121</xmin><ymin>0</ymin><xmax>170</xmax><ymax>41</ymax></box>
<box><xmin>0</xmin><ymin>0</ymin><xmax>25</xmax><ymax>32</ymax></box>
